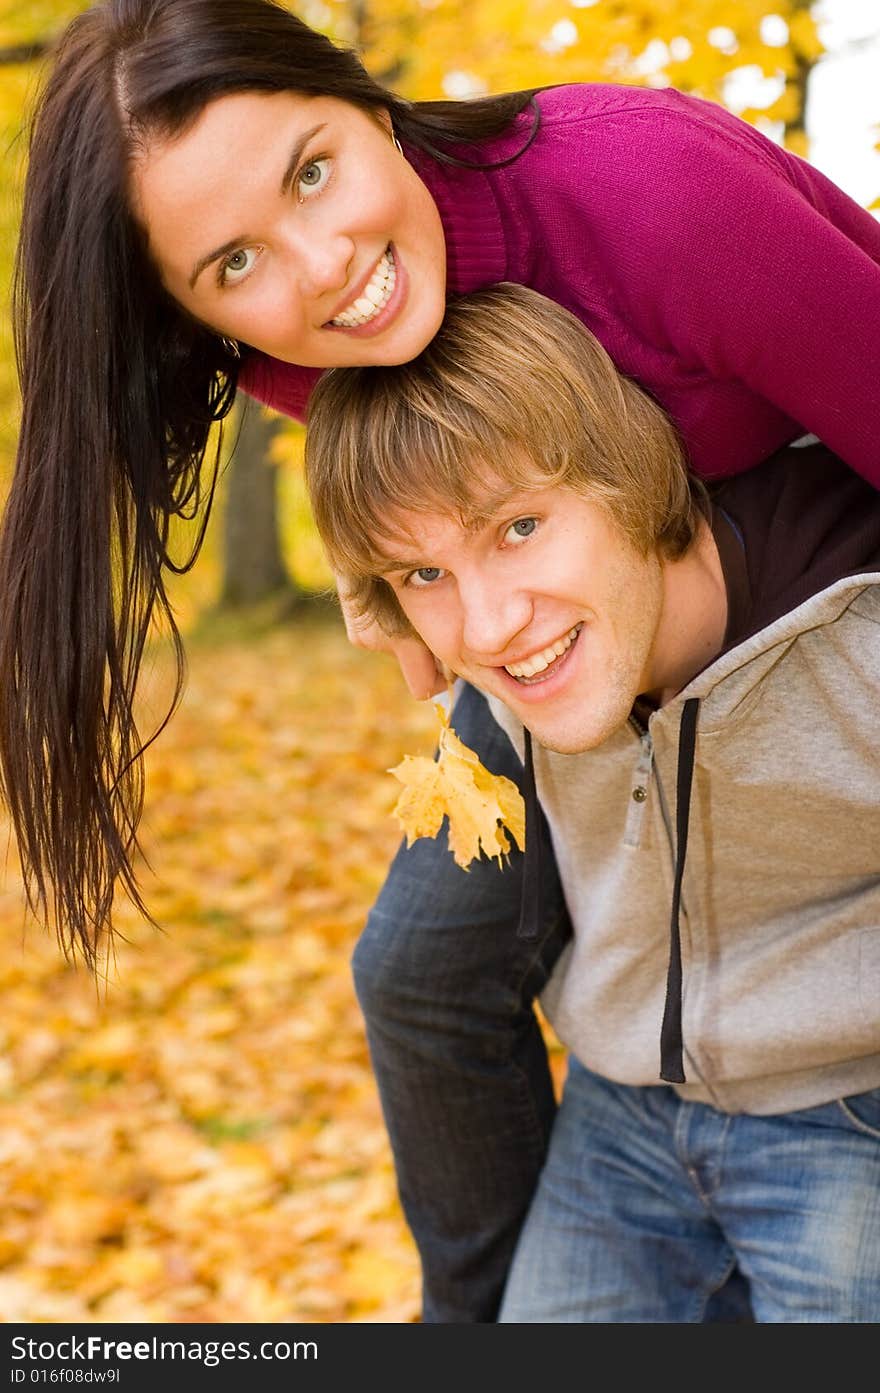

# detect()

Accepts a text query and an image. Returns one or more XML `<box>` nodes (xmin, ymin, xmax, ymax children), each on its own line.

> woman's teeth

<box><xmin>330</xmin><ymin>248</ymin><xmax>396</xmax><ymax>327</ymax></box>
<box><xmin>505</xmin><ymin>626</ymin><xmax>580</xmax><ymax>682</ymax></box>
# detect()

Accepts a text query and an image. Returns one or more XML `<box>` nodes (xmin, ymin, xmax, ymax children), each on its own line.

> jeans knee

<box><xmin>352</xmin><ymin>898</ymin><xmax>520</xmax><ymax>1045</ymax></box>
<box><xmin>351</xmin><ymin>908</ymin><xmax>403</xmax><ymax>1025</ymax></box>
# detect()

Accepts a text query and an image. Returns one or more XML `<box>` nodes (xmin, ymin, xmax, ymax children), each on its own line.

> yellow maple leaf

<box><xmin>388</xmin><ymin>702</ymin><xmax>525</xmax><ymax>869</ymax></box>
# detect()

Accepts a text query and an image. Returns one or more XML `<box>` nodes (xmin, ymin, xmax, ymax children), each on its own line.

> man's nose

<box><xmin>461</xmin><ymin>583</ymin><xmax>532</xmax><ymax>662</ymax></box>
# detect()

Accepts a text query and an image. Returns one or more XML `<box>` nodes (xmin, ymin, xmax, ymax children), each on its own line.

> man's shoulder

<box><xmin>711</xmin><ymin>443</ymin><xmax>880</xmax><ymax>636</ymax></box>
<box><xmin>711</xmin><ymin>442</ymin><xmax>880</xmax><ymax>530</ymax></box>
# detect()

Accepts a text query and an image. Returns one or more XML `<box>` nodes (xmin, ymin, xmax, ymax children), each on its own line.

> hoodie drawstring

<box><xmin>516</xmin><ymin>730</ymin><xmax>542</xmax><ymax>941</ymax></box>
<box><xmin>516</xmin><ymin>700</ymin><xmax>700</xmax><ymax>1083</ymax></box>
<box><xmin>659</xmin><ymin>697</ymin><xmax>700</xmax><ymax>1084</ymax></box>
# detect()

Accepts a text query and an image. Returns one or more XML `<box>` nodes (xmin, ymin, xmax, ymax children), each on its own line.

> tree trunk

<box><xmin>0</xmin><ymin>42</ymin><xmax>50</xmax><ymax>63</ymax></box>
<box><xmin>784</xmin><ymin>1</ymin><xmax>819</xmax><ymax>155</ymax></box>
<box><xmin>220</xmin><ymin>402</ymin><xmax>292</xmax><ymax>607</ymax></box>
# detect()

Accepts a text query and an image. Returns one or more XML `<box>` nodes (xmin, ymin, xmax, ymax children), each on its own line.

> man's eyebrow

<box><xmin>188</xmin><ymin>123</ymin><xmax>327</xmax><ymax>289</ymax></box>
<box><xmin>373</xmin><ymin>556</ymin><xmax>422</xmax><ymax>576</ymax></box>
<box><xmin>370</xmin><ymin>491</ymin><xmax>532</xmax><ymax>574</ymax></box>
<box><xmin>470</xmin><ymin>485</ymin><xmax>527</xmax><ymax>520</ymax></box>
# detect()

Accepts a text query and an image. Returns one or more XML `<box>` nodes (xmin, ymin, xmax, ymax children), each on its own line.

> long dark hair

<box><xmin>0</xmin><ymin>0</ymin><xmax>538</xmax><ymax>963</ymax></box>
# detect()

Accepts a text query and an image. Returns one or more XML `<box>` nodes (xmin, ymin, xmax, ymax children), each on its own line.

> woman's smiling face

<box><xmin>131</xmin><ymin>90</ymin><xmax>448</xmax><ymax>367</ymax></box>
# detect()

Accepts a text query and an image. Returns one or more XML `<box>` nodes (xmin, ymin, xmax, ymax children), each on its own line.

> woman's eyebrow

<box><xmin>278</xmin><ymin>123</ymin><xmax>327</xmax><ymax>195</ymax></box>
<box><xmin>188</xmin><ymin>123</ymin><xmax>327</xmax><ymax>288</ymax></box>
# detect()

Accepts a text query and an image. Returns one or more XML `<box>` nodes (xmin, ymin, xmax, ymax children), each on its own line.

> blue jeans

<box><xmin>352</xmin><ymin>683</ymin><xmax>572</xmax><ymax>1322</ymax></box>
<box><xmin>499</xmin><ymin>1057</ymin><xmax>880</xmax><ymax>1322</ymax></box>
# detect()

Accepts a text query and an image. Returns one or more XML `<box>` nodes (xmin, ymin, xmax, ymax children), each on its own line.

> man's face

<box><xmin>379</xmin><ymin>481</ymin><xmax>666</xmax><ymax>754</ymax></box>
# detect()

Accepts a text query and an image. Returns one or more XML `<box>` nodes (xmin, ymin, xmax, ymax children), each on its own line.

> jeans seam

<box><xmin>509</xmin><ymin>1055</ymin><xmax>556</xmax><ymax>1170</ymax></box>
<box><xmin>707</xmin><ymin>1111</ymin><xmax>734</xmax><ymax>1201</ymax></box>
<box><xmin>512</xmin><ymin>903</ymin><xmax>568</xmax><ymax>997</ymax></box>
<box><xmin>836</xmin><ymin>1097</ymin><xmax>880</xmax><ymax>1139</ymax></box>
<box><xmin>673</xmin><ymin>1101</ymin><xmax>720</xmax><ymax>1212</ymax></box>
<box><xmin>696</xmin><ymin>1251</ymin><xmax>739</xmax><ymax>1323</ymax></box>
<box><xmin>508</xmin><ymin>906</ymin><xmax>570</xmax><ymax>1166</ymax></box>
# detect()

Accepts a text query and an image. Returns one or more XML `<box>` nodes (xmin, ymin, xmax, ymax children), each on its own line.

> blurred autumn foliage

<box><xmin>0</xmin><ymin>618</ymin><xmax>439</xmax><ymax>1321</ymax></box>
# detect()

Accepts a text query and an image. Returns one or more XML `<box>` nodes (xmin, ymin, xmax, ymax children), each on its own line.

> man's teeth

<box><xmin>505</xmin><ymin>626</ymin><xmax>580</xmax><ymax>680</ymax></box>
<box><xmin>331</xmin><ymin>249</ymin><xmax>396</xmax><ymax>327</ymax></box>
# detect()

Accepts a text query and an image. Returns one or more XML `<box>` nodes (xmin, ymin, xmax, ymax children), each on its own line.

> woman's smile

<box><xmin>327</xmin><ymin>244</ymin><xmax>397</xmax><ymax>327</ymax></box>
<box><xmin>324</xmin><ymin>244</ymin><xmax>409</xmax><ymax>338</ymax></box>
<box><xmin>132</xmin><ymin>91</ymin><xmax>447</xmax><ymax>367</ymax></box>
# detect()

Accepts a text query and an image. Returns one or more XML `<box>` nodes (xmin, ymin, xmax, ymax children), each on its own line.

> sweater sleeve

<box><xmin>596</xmin><ymin>104</ymin><xmax>880</xmax><ymax>487</ymax></box>
<box><xmin>237</xmin><ymin>352</ymin><xmax>322</xmax><ymax>422</ymax></box>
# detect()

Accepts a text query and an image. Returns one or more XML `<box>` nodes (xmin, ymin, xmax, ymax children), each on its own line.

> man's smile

<box><xmin>503</xmin><ymin>624</ymin><xmax>583</xmax><ymax>683</ymax></box>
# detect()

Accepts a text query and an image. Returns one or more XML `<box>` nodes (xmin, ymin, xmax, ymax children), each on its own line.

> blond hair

<box><xmin>305</xmin><ymin>283</ymin><xmax>703</xmax><ymax>634</ymax></box>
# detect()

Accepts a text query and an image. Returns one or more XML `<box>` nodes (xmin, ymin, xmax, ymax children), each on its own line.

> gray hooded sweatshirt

<box><xmin>488</xmin><ymin>444</ymin><xmax>880</xmax><ymax>1115</ymax></box>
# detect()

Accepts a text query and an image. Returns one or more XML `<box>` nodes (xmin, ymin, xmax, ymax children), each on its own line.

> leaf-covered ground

<box><xmin>0</xmin><ymin>613</ymin><xmax>448</xmax><ymax>1323</ymax></box>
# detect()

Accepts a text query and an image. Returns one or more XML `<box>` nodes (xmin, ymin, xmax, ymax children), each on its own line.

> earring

<box><xmin>391</xmin><ymin>129</ymin><xmax>404</xmax><ymax>156</ymax></box>
<box><xmin>221</xmin><ymin>336</ymin><xmax>241</xmax><ymax>360</ymax></box>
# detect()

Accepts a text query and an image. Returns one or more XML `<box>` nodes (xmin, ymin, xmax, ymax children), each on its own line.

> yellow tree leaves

<box><xmin>357</xmin><ymin>0</ymin><xmax>824</xmax><ymax>147</ymax></box>
<box><xmin>0</xmin><ymin>1</ymin><xmax>85</xmax><ymax>49</ymax></box>
<box><xmin>389</xmin><ymin>700</ymin><xmax>525</xmax><ymax>869</ymax></box>
<box><xmin>788</xmin><ymin>4</ymin><xmax>824</xmax><ymax>64</ymax></box>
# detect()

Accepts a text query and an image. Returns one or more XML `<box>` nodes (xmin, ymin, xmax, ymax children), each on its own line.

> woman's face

<box><xmin>131</xmin><ymin>91</ymin><xmax>448</xmax><ymax>367</ymax></box>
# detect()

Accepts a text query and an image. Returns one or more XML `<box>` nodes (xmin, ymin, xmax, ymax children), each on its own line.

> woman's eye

<box><xmin>219</xmin><ymin>246</ymin><xmax>259</xmax><ymax>286</ymax></box>
<box><xmin>297</xmin><ymin>157</ymin><xmax>331</xmax><ymax>198</ymax></box>
<box><xmin>505</xmin><ymin>517</ymin><xmax>538</xmax><ymax>543</ymax></box>
<box><xmin>407</xmin><ymin>566</ymin><xmax>446</xmax><ymax>589</ymax></box>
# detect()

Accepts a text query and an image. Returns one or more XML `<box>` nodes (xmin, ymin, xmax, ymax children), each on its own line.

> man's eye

<box><xmin>407</xmin><ymin>566</ymin><xmax>446</xmax><ymax>588</ymax></box>
<box><xmin>505</xmin><ymin>517</ymin><xmax>538</xmax><ymax>543</ymax></box>
<box><xmin>297</xmin><ymin>158</ymin><xmax>330</xmax><ymax>197</ymax></box>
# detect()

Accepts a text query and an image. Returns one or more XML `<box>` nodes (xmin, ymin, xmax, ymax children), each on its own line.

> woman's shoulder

<box><xmin>531</xmin><ymin>81</ymin><xmax>666</xmax><ymax>123</ymax></box>
<box><xmin>529</xmin><ymin>82</ymin><xmax>780</xmax><ymax>166</ymax></box>
<box><xmin>503</xmin><ymin>82</ymin><xmax>790</xmax><ymax>199</ymax></box>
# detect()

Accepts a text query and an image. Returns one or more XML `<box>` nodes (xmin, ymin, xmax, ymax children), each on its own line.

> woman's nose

<box><xmin>282</xmin><ymin>222</ymin><xmax>355</xmax><ymax>300</ymax></box>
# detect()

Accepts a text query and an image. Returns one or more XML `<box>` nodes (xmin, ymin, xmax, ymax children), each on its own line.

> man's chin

<box><xmin>516</xmin><ymin>705</ymin><xmax>629</xmax><ymax>756</ymax></box>
<box><xmin>473</xmin><ymin>674</ymin><xmax>627</xmax><ymax>754</ymax></box>
<box><xmin>525</xmin><ymin>729</ymin><xmax>598</xmax><ymax>756</ymax></box>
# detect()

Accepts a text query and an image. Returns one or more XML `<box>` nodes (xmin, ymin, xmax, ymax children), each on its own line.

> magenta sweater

<box><xmin>240</xmin><ymin>83</ymin><xmax>880</xmax><ymax>485</ymax></box>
